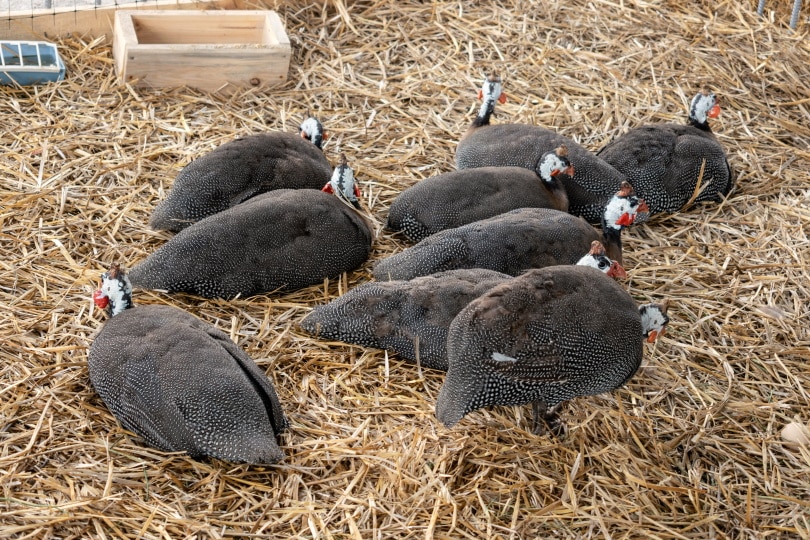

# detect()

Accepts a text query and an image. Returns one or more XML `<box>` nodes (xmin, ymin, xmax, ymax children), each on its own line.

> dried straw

<box><xmin>1</xmin><ymin>0</ymin><xmax>809</xmax><ymax>538</ymax></box>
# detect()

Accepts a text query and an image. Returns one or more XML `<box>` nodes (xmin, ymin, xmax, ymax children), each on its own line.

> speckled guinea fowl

<box><xmin>373</xmin><ymin>182</ymin><xmax>647</xmax><ymax>281</ymax></box>
<box><xmin>130</xmin><ymin>158</ymin><xmax>373</xmax><ymax>299</ymax></box>
<box><xmin>455</xmin><ymin>74</ymin><xmax>626</xmax><ymax>224</ymax></box>
<box><xmin>300</xmin><ymin>268</ymin><xmax>511</xmax><ymax>371</ymax></box>
<box><xmin>596</xmin><ymin>90</ymin><xmax>735</xmax><ymax>216</ymax></box>
<box><xmin>387</xmin><ymin>146</ymin><xmax>572</xmax><ymax>243</ymax></box>
<box><xmin>149</xmin><ymin>117</ymin><xmax>332</xmax><ymax>232</ymax></box>
<box><xmin>301</xmin><ymin>242</ymin><xmax>624</xmax><ymax>372</ymax></box>
<box><xmin>435</xmin><ymin>265</ymin><xmax>670</xmax><ymax>435</ymax></box>
<box><xmin>88</xmin><ymin>264</ymin><xmax>288</xmax><ymax>464</ymax></box>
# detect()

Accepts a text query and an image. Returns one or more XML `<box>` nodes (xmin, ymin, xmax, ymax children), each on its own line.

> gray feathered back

<box><xmin>150</xmin><ymin>132</ymin><xmax>332</xmax><ymax>232</ymax></box>
<box><xmin>436</xmin><ymin>265</ymin><xmax>644</xmax><ymax>428</ymax></box>
<box><xmin>596</xmin><ymin>123</ymin><xmax>734</xmax><ymax>215</ymax></box>
<box><xmin>456</xmin><ymin>124</ymin><xmax>626</xmax><ymax>224</ymax></box>
<box><xmin>374</xmin><ymin>207</ymin><xmax>600</xmax><ymax>281</ymax></box>
<box><xmin>131</xmin><ymin>189</ymin><xmax>373</xmax><ymax>299</ymax></box>
<box><xmin>300</xmin><ymin>268</ymin><xmax>511</xmax><ymax>371</ymax></box>
<box><xmin>89</xmin><ymin>304</ymin><xmax>287</xmax><ymax>464</ymax></box>
<box><xmin>387</xmin><ymin>166</ymin><xmax>568</xmax><ymax>243</ymax></box>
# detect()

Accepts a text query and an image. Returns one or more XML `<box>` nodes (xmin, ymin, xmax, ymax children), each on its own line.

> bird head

<box><xmin>576</xmin><ymin>240</ymin><xmax>627</xmax><ymax>278</ymax></box>
<box><xmin>93</xmin><ymin>263</ymin><xmax>133</xmax><ymax>317</ymax></box>
<box><xmin>299</xmin><ymin>117</ymin><xmax>328</xmax><ymax>149</ymax></box>
<box><xmin>690</xmin><ymin>89</ymin><xmax>721</xmax><ymax>125</ymax></box>
<box><xmin>321</xmin><ymin>153</ymin><xmax>361</xmax><ymax>209</ymax></box>
<box><xmin>478</xmin><ymin>73</ymin><xmax>507</xmax><ymax>105</ymax></box>
<box><xmin>537</xmin><ymin>145</ymin><xmax>575</xmax><ymax>183</ymax></box>
<box><xmin>603</xmin><ymin>181</ymin><xmax>649</xmax><ymax>230</ymax></box>
<box><xmin>639</xmin><ymin>299</ymin><xmax>670</xmax><ymax>343</ymax></box>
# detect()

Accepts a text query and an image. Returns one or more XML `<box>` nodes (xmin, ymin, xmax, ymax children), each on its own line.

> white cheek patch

<box><xmin>491</xmin><ymin>352</ymin><xmax>518</xmax><ymax>363</ymax></box>
<box><xmin>576</xmin><ymin>254</ymin><xmax>611</xmax><ymax>273</ymax></box>
<box><xmin>330</xmin><ymin>166</ymin><xmax>357</xmax><ymax>201</ymax></box>
<box><xmin>603</xmin><ymin>196</ymin><xmax>629</xmax><ymax>229</ymax></box>
<box><xmin>641</xmin><ymin>308</ymin><xmax>667</xmax><ymax>333</ymax></box>
<box><xmin>538</xmin><ymin>154</ymin><xmax>563</xmax><ymax>182</ymax></box>
<box><xmin>690</xmin><ymin>93</ymin><xmax>716</xmax><ymax>124</ymax></box>
<box><xmin>483</xmin><ymin>81</ymin><xmax>502</xmax><ymax>101</ymax></box>
<box><xmin>300</xmin><ymin>117</ymin><xmax>320</xmax><ymax>138</ymax></box>
<box><xmin>101</xmin><ymin>275</ymin><xmax>132</xmax><ymax>315</ymax></box>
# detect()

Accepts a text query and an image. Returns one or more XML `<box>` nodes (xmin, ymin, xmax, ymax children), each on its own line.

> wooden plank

<box><xmin>1</xmin><ymin>0</ymin><xmax>241</xmax><ymax>41</ymax></box>
<box><xmin>113</xmin><ymin>10</ymin><xmax>290</xmax><ymax>91</ymax></box>
<box><xmin>129</xmin><ymin>12</ymin><xmax>267</xmax><ymax>44</ymax></box>
<box><xmin>121</xmin><ymin>44</ymin><xmax>289</xmax><ymax>90</ymax></box>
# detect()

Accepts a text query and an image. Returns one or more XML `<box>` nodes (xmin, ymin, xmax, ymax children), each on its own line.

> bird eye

<box><xmin>598</xmin><ymin>259</ymin><xmax>608</xmax><ymax>269</ymax></box>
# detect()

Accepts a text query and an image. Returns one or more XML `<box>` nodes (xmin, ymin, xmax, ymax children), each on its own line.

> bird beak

<box><xmin>607</xmin><ymin>261</ymin><xmax>627</xmax><ymax>279</ymax></box>
<box><xmin>708</xmin><ymin>104</ymin><xmax>721</xmax><ymax>118</ymax></box>
<box><xmin>550</xmin><ymin>169</ymin><xmax>560</xmax><ymax>177</ymax></box>
<box><xmin>647</xmin><ymin>328</ymin><xmax>665</xmax><ymax>343</ymax></box>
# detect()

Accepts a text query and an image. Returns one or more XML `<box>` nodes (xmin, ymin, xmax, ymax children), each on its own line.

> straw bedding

<box><xmin>1</xmin><ymin>0</ymin><xmax>809</xmax><ymax>537</ymax></box>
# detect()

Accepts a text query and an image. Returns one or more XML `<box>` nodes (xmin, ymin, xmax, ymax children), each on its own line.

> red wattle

<box><xmin>608</xmin><ymin>262</ymin><xmax>627</xmax><ymax>279</ymax></box>
<box><xmin>615</xmin><ymin>212</ymin><xmax>633</xmax><ymax>227</ymax></box>
<box><xmin>93</xmin><ymin>289</ymin><xmax>109</xmax><ymax>309</ymax></box>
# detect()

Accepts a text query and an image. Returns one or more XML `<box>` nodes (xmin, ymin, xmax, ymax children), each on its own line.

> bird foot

<box><xmin>531</xmin><ymin>401</ymin><xmax>568</xmax><ymax>438</ymax></box>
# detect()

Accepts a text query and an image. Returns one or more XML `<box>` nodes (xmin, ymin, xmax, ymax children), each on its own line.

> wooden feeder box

<box><xmin>113</xmin><ymin>10</ymin><xmax>290</xmax><ymax>91</ymax></box>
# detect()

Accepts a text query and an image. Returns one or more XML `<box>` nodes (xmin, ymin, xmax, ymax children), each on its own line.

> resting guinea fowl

<box><xmin>455</xmin><ymin>74</ymin><xmax>627</xmax><ymax>224</ymax></box>
<box><xmin>435</xmin><ymin>265</ymin><xmax>669</xmax><ymax>435</ymax></box>
<box><xmin>302</xmin><ymin>241</ymin><xmax>625</xmax><ymax>371</ymax></box>
<box><xmin>387</xmin><ymin>146</ymin><xmax>572</xmax><ymax>243</ymax></box>
<box><xmin>596</xmin><ymin>89</ymin><xmax>735</xmax><ymax>216</ymax></box>
<box><xmin>373</xmin><ymin>181</ymin><xmax>647</xmax><ymax>281</ymax></box>
<box><xmin>149</xmin><ymin>117</ymin><xmax>332</xmax><ymax>232</ymax></box>
<box><xmin>130</xmin><ymin>156</ymin><xmax>373</xmax><ymax>299</ymax></box>
<box><xmin>88</xmin><ymin>264</ymin><xmax>288</xmax><ymax>464</ymax></box>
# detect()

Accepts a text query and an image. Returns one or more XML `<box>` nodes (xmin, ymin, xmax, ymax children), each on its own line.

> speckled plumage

<box><xmin>150</xmin><ymin>120</ymin><xmax>332</xmax><ymax>232</ymax></box>
<box><xmin>89</xmin><ymin>267</ymin><xmax>287</xmax><ymax>464</ymax></box>
<box><xmin>456</xmin><ymin>76</ymin><xmax>626</xmax><ymax>224</ymax></box>
<box><xmin>387</xmin><ymin>159</ymin><xmax>569</xmax><ymax>243</ymax></box>
<box><xmin>131</xmin><ymin>189</ymin><xmax>373</xmax><ymax>299</ymax></box>
<box><xmin>596</xmin><ymin>91</ymin><xmax>735</xmax><ymax>215</ymax></box>
<box><xmin>374</xmin><ymin>208</ymin><xmax>606</xmax><ymax>282</ymax></box>
<box><xmin>300</xmin><ymin>269</ymin><xmax>511</xmax><ymax>371</ymax></box>
<box><xmin>436</xmin><ymin>265</ymin><xmax>667</xmax><ymax>433</ymax></box>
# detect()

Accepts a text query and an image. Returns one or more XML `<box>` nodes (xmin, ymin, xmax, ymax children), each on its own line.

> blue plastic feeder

<box><xmin>0</xmin><ymin>41</ymin><xmax>66</xmax><ymax>86</ymax></box>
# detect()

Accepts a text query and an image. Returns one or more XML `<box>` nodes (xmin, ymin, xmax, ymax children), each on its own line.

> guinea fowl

<box><xmin>455</xmin><ymin>74</ymin><xmax>627</xmax><ymax>224</ymax></box>
<box><xmin>435</xmin><ymin>265</ymin><xmax>670</xmax><ymax>435</ymax></box>
<box><xmin>88</xmin><ymin>264</ymin><xmax>288</xmax><ymax>464</ymax></box>
<box><xmin>596</xmin><ymin>89</ymin><xmax>735</xmax><ymax>216</ymax></box>
<box><xmin>373</xmin><ymin>182</ymin><xmax>647</xmax><ymax>281</ymax></box>
<box><xmin>387</xmin><ymin>146</ymin><xmax>572</xmax><ymax>243</ymax></box>
<box><xmin>149</xmin><ymin>117</ymin><xmax>332</xmax><ymax>232</ymax></box>
<box><xmin>130</xmin><ymin>156</ymin><xmax>373</xmax><ymax>299</ymax></box>
<box><xmin>300</xmin><ymin>268</ymin><xmax>511</xmax><ymax>371</ymax></box>
<box><xmin>301</xmin><ymin>241</ymin><xmax>624</xmax><ymax>372</ymax></box>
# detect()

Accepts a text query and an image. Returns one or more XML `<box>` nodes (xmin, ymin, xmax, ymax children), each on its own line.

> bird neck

<box><xmin>687</xmin><ymin>116</ymin><xmax>712</xmax><ymax>133</ymax></box>
<box><xmin>600</xmin><ymin>223</ymin><xmax>624</xmax><ymax>266</ymax></box>
<box><xmin>473</xmin><ymin>96</ymin><xmax>497</xmax><ymax>128</ymax></box>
